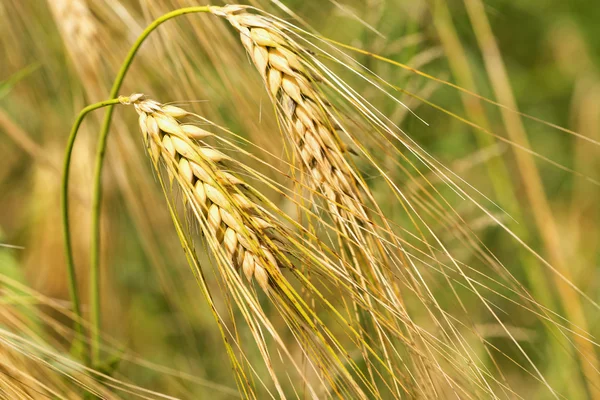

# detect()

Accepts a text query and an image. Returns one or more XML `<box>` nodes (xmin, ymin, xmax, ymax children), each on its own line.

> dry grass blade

<box><xmin>462</xmin><ymin>0</ymin><xmax>600</xmax><ymax>395</ymax></box>
<box><xmin>0</xmin><ymin>273</ymin><xmax>182</xmax><ymax>400</ymax></box>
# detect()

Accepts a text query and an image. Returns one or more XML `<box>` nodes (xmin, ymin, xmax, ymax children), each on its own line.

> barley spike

<box><xmin>121</xmin><ymin>94</ymin><xmax>282</xmax><ymax>291</ymax></box>
<box><xmin>221</xmin><ymin>7</ymin><xmax>371</xmax><ymax>227</ymax></box>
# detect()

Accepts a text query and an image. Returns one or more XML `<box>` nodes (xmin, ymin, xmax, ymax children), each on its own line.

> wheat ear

<box><xmin>218</xmin><ymin>7</ymin><xmax>370</xmax><ymax>228</ymax></box>
<box><xmin>121</xmin><ymin>94</ymin><xmax>282</xmax><ymax>291</ymax></box>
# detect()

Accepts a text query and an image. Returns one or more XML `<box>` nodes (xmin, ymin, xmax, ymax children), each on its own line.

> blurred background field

<box><xmin>1</xmin><ymin>0</ymin><xmax>599</xmax><ymax>398</ymax></box>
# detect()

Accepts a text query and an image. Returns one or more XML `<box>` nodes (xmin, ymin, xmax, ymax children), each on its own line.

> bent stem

<box><xmin>61</xmin><ymin>98</ymin><xmax>124</xmax><ymax>366</ymax></box>
<box><xmin>89</xmin><ymin>6</ymin><xmax>212</xmax><ymax>367</ymax></box>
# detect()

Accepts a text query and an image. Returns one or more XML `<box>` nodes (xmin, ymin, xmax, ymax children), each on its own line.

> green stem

<box><xmin>89</xmin><ymin>5</ymin><xmax>212</xmax><ymax>366</ymax></box>
<box><xmin>61</xmin><ymin>98</ymin><xmax>124</xmax><ymax>366</ymax></box>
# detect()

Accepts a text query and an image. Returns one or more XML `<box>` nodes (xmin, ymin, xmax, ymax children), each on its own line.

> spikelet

<box><xmin>121</xmin><ymin>94</ymin><xmax>281</xmax><ymax>291</ymax></box>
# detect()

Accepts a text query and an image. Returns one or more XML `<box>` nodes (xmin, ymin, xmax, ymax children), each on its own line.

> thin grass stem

<box><xmin>89</xmin><ymin>6</ymin><xmax>213</xmax><ymax>367</ymax></box>
<box><xmin>61</xmin><ymin>98</ymin><xmax>123</xmax><ymax>367</ymax></box>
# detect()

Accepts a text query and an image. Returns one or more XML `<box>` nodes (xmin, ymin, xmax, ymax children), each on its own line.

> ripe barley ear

<box><xmin>123</xmin><ymin>94</ymin><xmax>285</xmax><ymax>291</ymax></box>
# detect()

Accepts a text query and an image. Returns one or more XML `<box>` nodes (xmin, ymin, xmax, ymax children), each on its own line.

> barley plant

<box><xmin>1</xmin><ymin>0</ymin><xmax>599</xmax><ymax>399</ymax></box>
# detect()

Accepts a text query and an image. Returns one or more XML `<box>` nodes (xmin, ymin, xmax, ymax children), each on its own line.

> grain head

<box><xmin>217</xmin><ymin>6</ymin><xmax>371</xmax><ymax>230</ymax></box>
<box><xmin>122</xmin><ymin>94</ymin><xmax>284</xmax><ymax>291</ymax></box>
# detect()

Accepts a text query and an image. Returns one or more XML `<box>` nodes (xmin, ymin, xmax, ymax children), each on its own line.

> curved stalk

<box><xmin>61</xmin><ymin>98</ymin><xmax>124</xmax><ymax>366</ymax></box>
<box><xmin>89</xmin><ymin>6</ymin><xmax>212</xmax><ymax>366</ymax></box>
